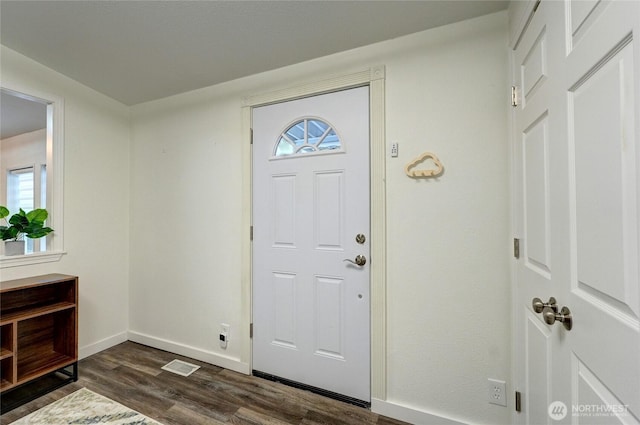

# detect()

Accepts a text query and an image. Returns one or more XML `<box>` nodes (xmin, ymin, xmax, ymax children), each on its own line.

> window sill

<box><xmin>0</xmin><ymin>250</ymin><xmax>66</xmax><ymax>269</ymax></box>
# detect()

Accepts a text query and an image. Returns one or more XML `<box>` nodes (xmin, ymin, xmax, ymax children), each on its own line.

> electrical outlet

<box><xmin>221</xmin><ymin>323</ymin><xmax>230</xmax><ymax>339</ymax></box>
<box><xmin>220</xmin><ymin>323</ymin><xmax>230</xmax><ymax>349</ymax></box>
<box><xmin>488</xmin><ymin>379</ymin><xmax>507</xmax><ymax>406</ymax></box>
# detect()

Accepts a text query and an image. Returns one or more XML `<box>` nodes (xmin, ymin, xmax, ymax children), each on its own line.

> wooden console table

<box><xmin>0</xmin><ymin>274</ymin><xmax>78</xmax><ymax>413</ymax></box>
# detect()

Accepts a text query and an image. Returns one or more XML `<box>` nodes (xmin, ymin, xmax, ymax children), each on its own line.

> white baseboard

<box><xmin>80</xmin><ymin>333</ymin><xmax>465</xmax><ymax>425</ymax></box>
<box><xmin>79</xmin><ymin>331</ymin><xmax>128</xmax><ymax>360</ymax></box>
<box><xmin>371</xmin><ymin>398</ymin><xmax>468</xmax><ymax>425</ymax></box>
<box><xmin>127</xmin><ymin>330</ymin><xmax>250</xmax><ymax>375</ymax></box>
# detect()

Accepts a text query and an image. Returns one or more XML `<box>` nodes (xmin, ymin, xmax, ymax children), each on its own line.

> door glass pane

<box><xmin>275</xmin><ymin>137</ymin><xmax>295</xmax><ymax>156</ymax></box>
<box><xmin>285</xmin><ymin>122</ymin><xmax>305</xmax><ymax>146</ymax></box>
<box><xmin>274</xmin><ymin>118</ymin><xmax>341</xmax><ymax>157</ymax></box>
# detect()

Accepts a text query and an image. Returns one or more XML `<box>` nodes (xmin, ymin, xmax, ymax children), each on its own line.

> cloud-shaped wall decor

<box><xmin>404</xmin><ymin>151</ymin><xmax>444</xmax><ymax>178</ymax></box>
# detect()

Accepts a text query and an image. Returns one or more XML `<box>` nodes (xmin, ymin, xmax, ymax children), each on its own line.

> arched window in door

<box><xmin>274</xmin><ymin>118</ymin><xmax>342</xmax><ymax>157</ymax></box>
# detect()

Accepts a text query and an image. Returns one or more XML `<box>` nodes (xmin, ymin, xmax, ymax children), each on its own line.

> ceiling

<box><xmin>1</xmin><ymin>91</ymin><xmax>47</xmax><ymax>140</ymax></box>
<box><xmin>0</xmin><ymin>1</ymin><xmax>508</xmax><ymax>107</ymax></box>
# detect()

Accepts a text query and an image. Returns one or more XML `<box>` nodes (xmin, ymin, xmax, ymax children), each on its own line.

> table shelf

<box><xmin>0</xmin><ymin>274</ymin><xmax>78</xmax><ymax>412</ymax></box>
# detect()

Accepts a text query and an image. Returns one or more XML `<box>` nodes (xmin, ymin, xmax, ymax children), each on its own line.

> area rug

<box><xmin>11</xmin><ymin>388</ymin><xmax>163</xmax><ymax>424</ymax></box>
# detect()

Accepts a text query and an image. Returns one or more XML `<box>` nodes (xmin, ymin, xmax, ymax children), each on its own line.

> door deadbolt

<box><xmin>355</xmin><ymin>234</ymin><xmax>366</xmax><ymax>244</ymax></box>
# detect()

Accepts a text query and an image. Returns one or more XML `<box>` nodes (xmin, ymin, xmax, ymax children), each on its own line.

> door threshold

<box><xmin>252</xmin><ymin>370</ymin><xmax>370</xmax><ymax>409</ymax></box>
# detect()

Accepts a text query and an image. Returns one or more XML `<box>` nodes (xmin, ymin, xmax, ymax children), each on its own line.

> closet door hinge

<box><xmin>250</xmin><ymin>226</ymin><xmax>253</xmax><ymax>241</ymax></box>
<box><xmin>511</xmin><ymin>86</ymin><xmax>519</xmax><ymax>107</ymax></box>
<box><xmin>515</xmin><ymin>391</ymin><xmax>522</xmax><ymax>412</ymax></box>
<box><xmin>250</xmin><ymin>323</ymin><xmax>254</xmax><ymax>339</ymax></box>
<box><xmin>250</xmin><ymin>128</ymin><xmax>254</xmax><ymax>145</ymax></box>
<box><xmin>514</xmin><ymin>238</ymin><xmax>520</xmax><ymax>259</ymax></box>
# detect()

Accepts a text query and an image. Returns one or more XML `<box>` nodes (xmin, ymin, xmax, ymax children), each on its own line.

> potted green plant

<box><xmin>0</xmin><ymin>206</ymin><xmax>54</xmax><ymax>256</ymax></box>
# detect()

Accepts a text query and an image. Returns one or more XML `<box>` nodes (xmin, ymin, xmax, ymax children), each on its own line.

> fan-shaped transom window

<box><xmin>274</xmin><ymin>118</ymin><xmax>342</xmax><ymax>157</ymax></box>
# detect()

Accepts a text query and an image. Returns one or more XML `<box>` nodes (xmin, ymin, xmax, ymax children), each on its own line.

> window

<box><xmin>6</xmin><ymin>165</ymin><xmax>47</xmax><ymax>253</ymax></box>
<box><xmin>1</xmin><ymin>86</ymin><xmax>64</xmax><ymax>266</ymax></box>
<box><xmin>274</xmin><ymin>118</ymin><xmax>342</xmax><ymax>157</ymax></box>
<box><xmin>7</xmin><ymin>167</ymin><xmax>35</xmax><ymax>212</ymax></box>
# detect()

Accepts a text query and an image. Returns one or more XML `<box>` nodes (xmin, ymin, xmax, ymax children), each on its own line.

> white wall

<box><xmin>383</xmin><ymin>14</ymin><xmax>511</xmax><ymax>425</ymax></box>
<box><xmin>0</xmin><ymin>46</ymin><xmax>132</xmax><ymax>358</ymax></box>
<box><xmin>129</xmin><ymin>86</ymin><xmax>245</xmax><ymax>370</ymax></box>
<box><xmin>0</xmin><ymin>129</ymin><xmax>46</xmax><ymax>169</ymax></box>
<box><xmin>1</xmin><ymin>128</ymin><xmax>46</xmax><ymax>205</ymax></box>
<box><xmin>130</xmin><ymin>11</ymin><xmax>510</xmax><ymax>425</ymax></box>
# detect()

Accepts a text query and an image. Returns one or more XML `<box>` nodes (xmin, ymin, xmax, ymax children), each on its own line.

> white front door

<box><xmin>252</xmin><ymin>87</ymin><xmax>370</xmax><ymax>403</ymax></box>
<box><xmin>513</xmin><ymin>1</ymin><xmax>640</xmax><ymax>423</ymax></box>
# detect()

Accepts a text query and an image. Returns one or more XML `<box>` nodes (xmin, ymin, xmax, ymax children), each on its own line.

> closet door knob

<box><xmin>543</xmin><ymin>306</ymin><xmax>573</xmax><ymax>331</ymax></box>
<box><xmin>532</xmin><ymin>297</ymin><xmax>558</xmax><ymax>314</ymax></box>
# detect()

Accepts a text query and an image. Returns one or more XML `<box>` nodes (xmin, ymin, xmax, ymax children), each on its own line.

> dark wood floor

<box><xmin>1</xmin><ymin>341</ymin><xmax>410</xmax><ymax>425</ymax></box>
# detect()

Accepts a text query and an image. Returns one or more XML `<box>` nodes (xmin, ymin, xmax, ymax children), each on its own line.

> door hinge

<box><xmin>250</xmin><ymin>323</ymin><xmax>253</xmax><ymax>338</ymax></box>
<box><xmin>511</xmin><ymin>86</ymin><xmax>519</xmax><ymax>107</ymax></box>
<box><xmin>250</xmin><ymin>226</ymin><xmax>253</xmax><ymax>241</ymax></box>
<box><xmin>514</xmin><ymin>238</ymin><xmax>520</xmax><ymax>259</ymax></box>
<box><xmin>250</xmin><ymin>128</ymin><xmax>254</xmax><ymax>145</ymax></box>
<box><xmin>515</xmin><ymin>391</ymin><xmax>522</xmax><ymax>412</ymax></box>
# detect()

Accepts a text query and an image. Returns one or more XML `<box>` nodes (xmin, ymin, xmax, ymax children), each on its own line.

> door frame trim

<box><xmin>509</xmin><ymin>4</ymin><xmax>539</xmax><ymax>424</ymax></box>
<box><xmin>241</xmin><ymin>66</ymin><xmax>387</xmax><ymax>400</ymax></box>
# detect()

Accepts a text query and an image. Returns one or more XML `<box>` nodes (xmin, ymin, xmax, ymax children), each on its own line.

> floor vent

<box><xmin>161</xmin><ymin>359</ymin><xmax>200</xmax><ymax>377</ymax></box>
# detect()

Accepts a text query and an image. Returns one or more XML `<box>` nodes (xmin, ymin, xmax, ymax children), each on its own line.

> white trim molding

<box><xmin>242</xmin><ymin>67</ymin><xmax>385</xmax><ymax>107</ymax></box>
<box><xmin>372</xmin><ymin>399</ymin><xmax>468</xmax><ymax>425</ymax></box>
<box><xmin>79</xmin><ymin>331</ymin><xmax>128</xmax><ymax>360</ymax></box>
<box><xmin>0</xmin><ymin>83</ymin><xmax>65</xmax><ymax>269</ymax></box>
<box><xmin>128</xmin><ymin>331</ymin><xmax>250</xmax><ymax>375</ymax></box>
<box><xmin>241</xmin><ymin>66</ymin><xmax>387</xmax><ymax>400</ymax></box>
<box><xmin>0</xmin><ymin>250</ymin><xmax>66</xmax><ymax>268</ymax></box>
